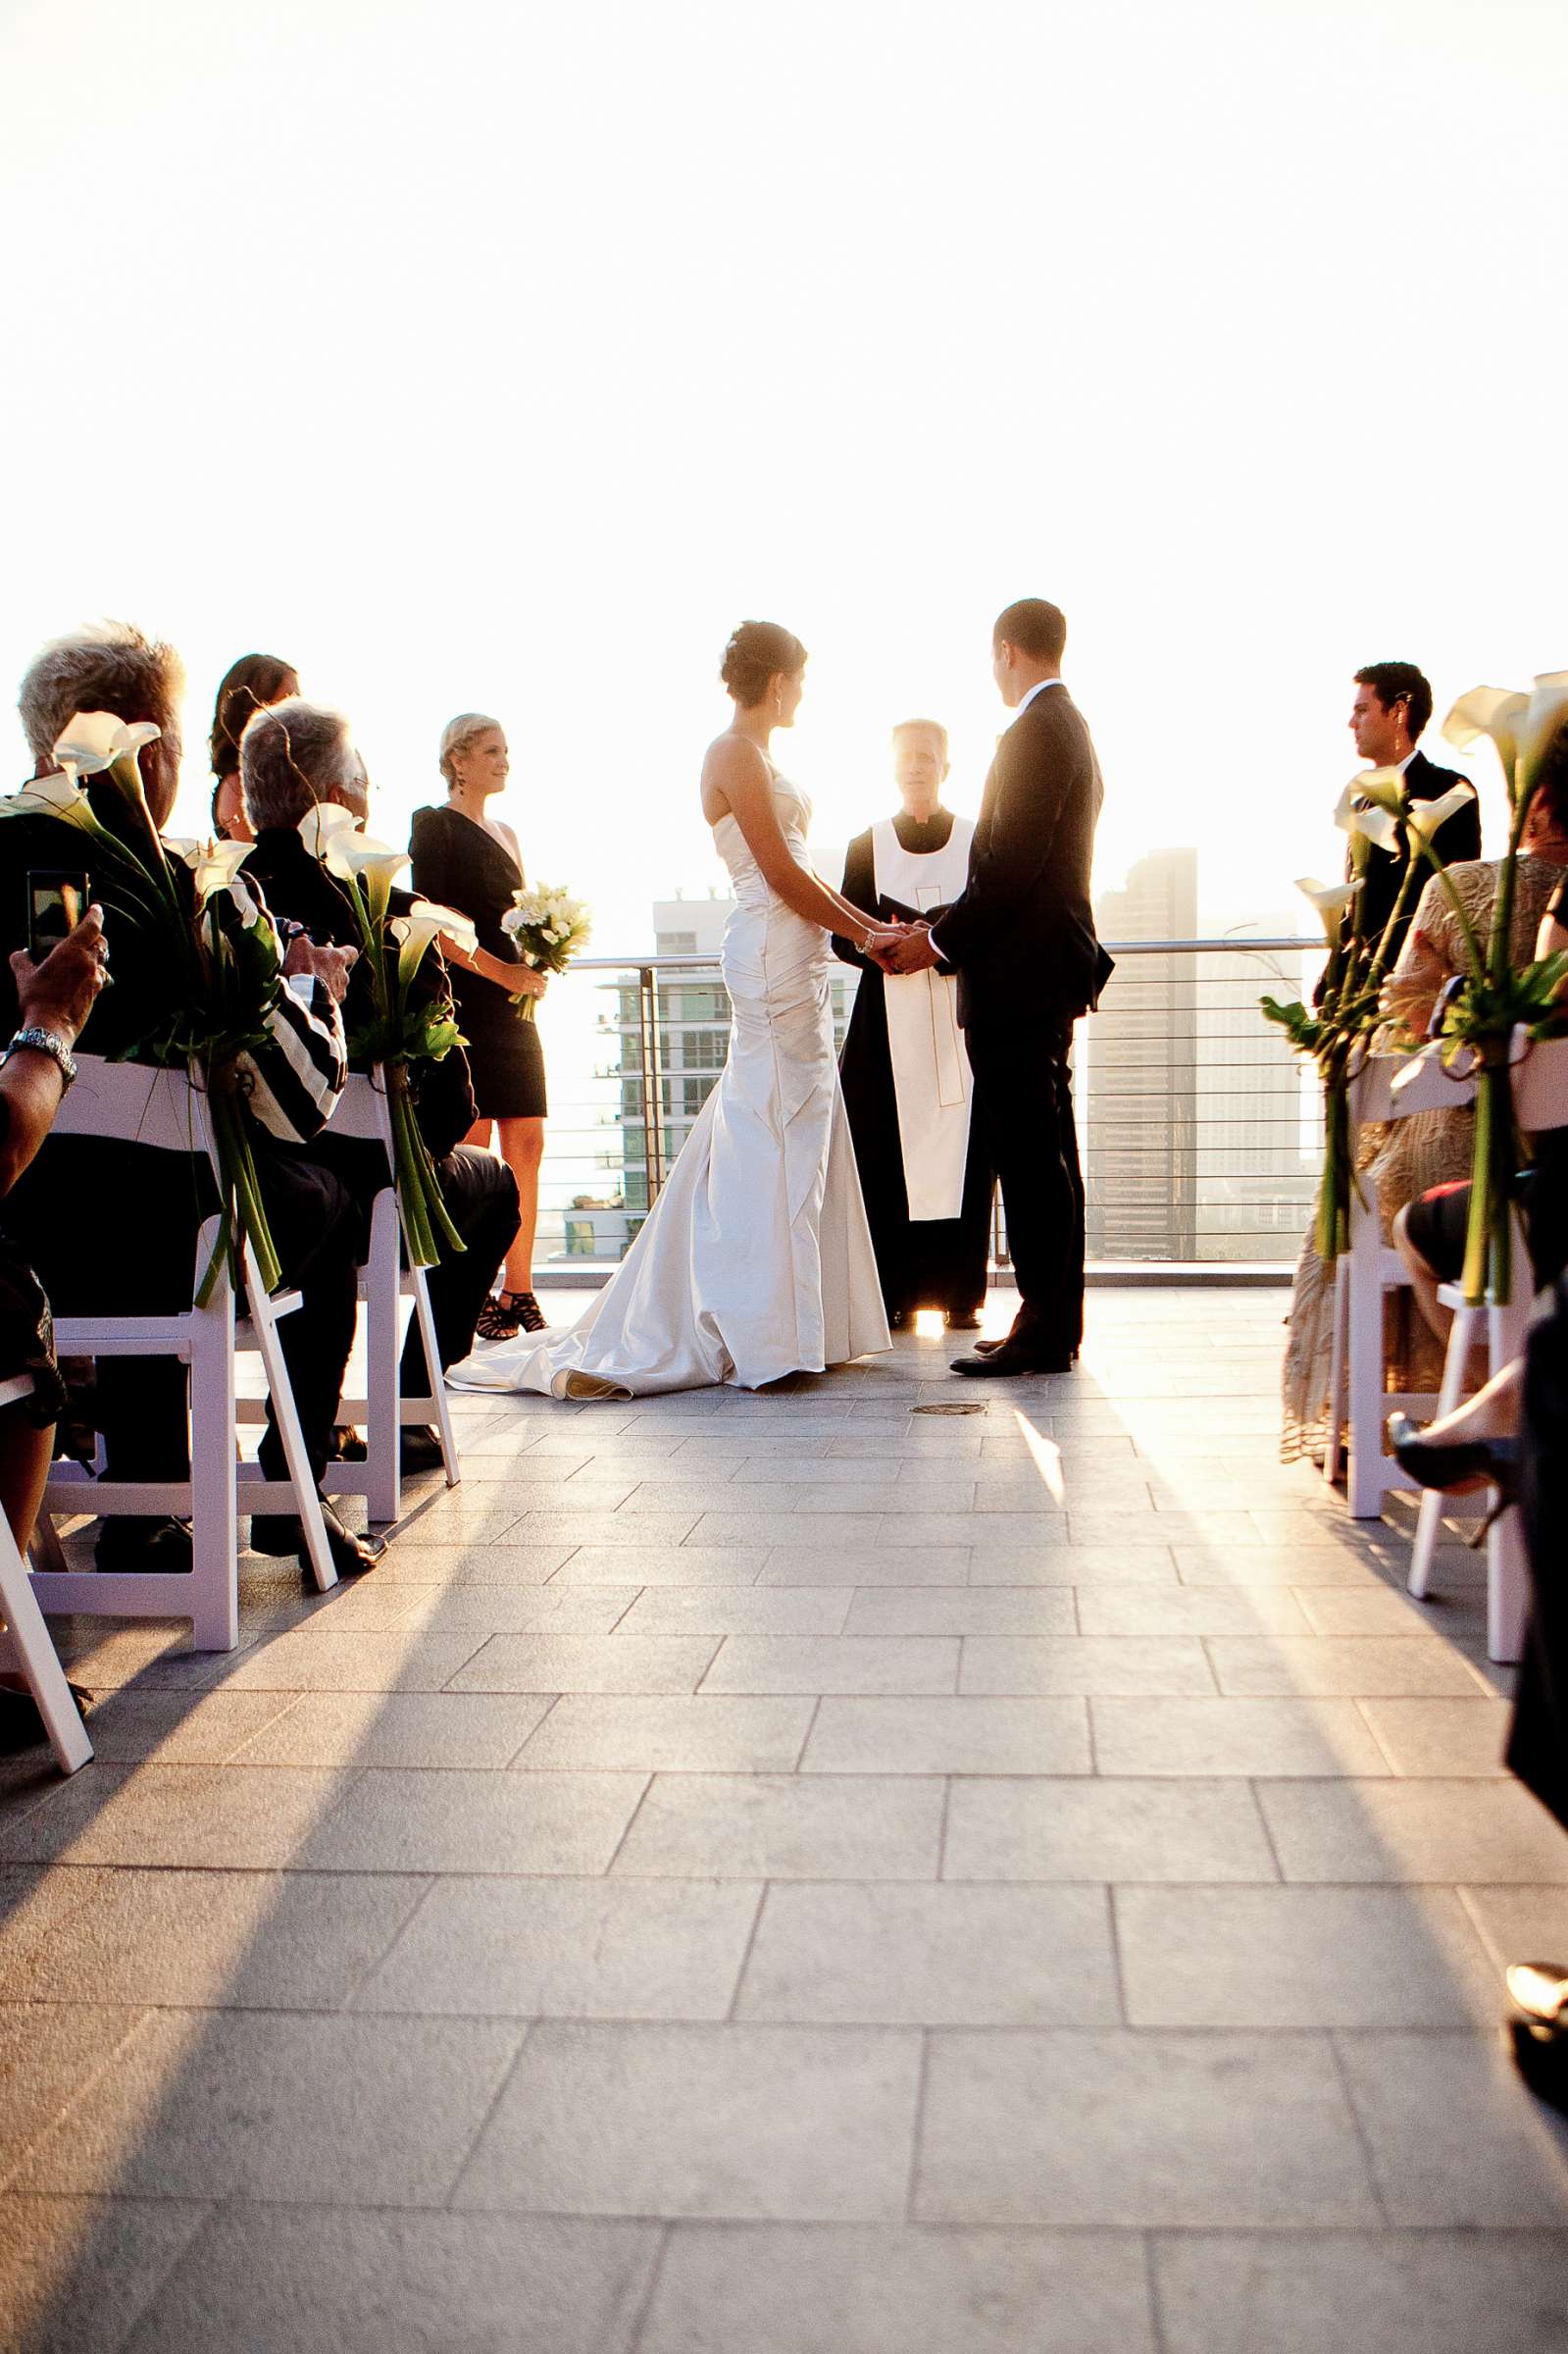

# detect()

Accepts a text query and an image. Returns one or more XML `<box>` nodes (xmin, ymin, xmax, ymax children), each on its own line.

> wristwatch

<box><xmin>3</xmin><ymin>1027</ymin><xmax>78</xmax><ymax>1089</ymax></box>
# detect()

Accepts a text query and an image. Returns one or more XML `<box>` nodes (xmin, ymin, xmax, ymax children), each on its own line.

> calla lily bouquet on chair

<box><xmin>1260</xmin><ymin>767</ymin><xmax>1462</xmax><ymax>1262</ymax></box>
<box><xmin>499</xmin><ymin>883</ymin><xmax>592</xmax><ymax>1020</ymax></box>
<box><xmin>1422</xmin><ymin>673</ymin><xmax>1568</xmax><ymax>1305</ymax></box>
<box><xmin>297</xmin><ymin>804</ymin><xmax>475</xmax><ymax>1268</ymax></box>
<box><xmin>2</xmin><ymin>711</ymin><xmax>291</xmax><ymax>1303</ymax></box>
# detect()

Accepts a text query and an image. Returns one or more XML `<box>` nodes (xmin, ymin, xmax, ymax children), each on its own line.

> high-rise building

<box><xmin>1086</xmin><ymin>849</ymin><xmax>1199</xmax><ymax>1260</ymax></box>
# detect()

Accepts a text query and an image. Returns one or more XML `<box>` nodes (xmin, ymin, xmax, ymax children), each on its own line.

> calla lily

<box><xmin>1405</xmin><ymin>782</ymin><xmax>1478</xmax><ymax>844</ymax></box>
<box><xmin>1442</xmin><ymin>686</ymin><xmax>1530</xmax><ymax>786</ymax></box>
<box><xmin>1295</xmin><ymin>875</ymin><xmax>1358</xmax><ymax>943</ymax></box>
<box><xmin>0</xmin><ymin>770</ymin><xmax>97</xmax><ymax>824</ymax></box>
<box><xmin>1333</xmin><ymin>779</ymin><xmax>1402</xmax><ymax>854</ymax></box>
<box><xmin>178</xmin><ymin>838</ymin><xmax>255</xmax><ymax>906</ymax></box>
<box><xmin>389</xmin><ymin>909</ymin><xmax>448</xmax><ymax>985</ymax></box>
<box><xmin>323</xmin><ymin>827</ymin><xmax>410</xmax><ymax>919</ymax></box>
<box><xmin>408</xmin><ymin>896</ymin><xmax>479</xmax><ymax>962</ymax></box>
<box><xmin>297</xmin><ymin>802</ymin><xmax>361</xmax><ymax>859</ymax></box>
<box><xmin>52</xmin><ymin>710</ymin><xmax>162</xmax><ymax>780</ymax></box>
<box><xmin>1518</xmin><ymin>672</ymin><xmax>1568</xmax><ymax>793</ymax></box>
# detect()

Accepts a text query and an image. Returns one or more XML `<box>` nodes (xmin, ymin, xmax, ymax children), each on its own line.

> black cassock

<box><xmin>832</xmin><ymin>809</ymin><xmax>995</xmax><ymax>1321</ymax></box>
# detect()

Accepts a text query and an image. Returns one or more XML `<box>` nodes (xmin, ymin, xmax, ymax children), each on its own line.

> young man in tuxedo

<box><xmin>876</xmin><ymin>598</ymin><xmax>1111</xmax><ymax>1376</ymax></box>
<box><xmin>1346</xmin><ymin>661</ymin><xmax>1480</xmax><ymax>953</ymax></box>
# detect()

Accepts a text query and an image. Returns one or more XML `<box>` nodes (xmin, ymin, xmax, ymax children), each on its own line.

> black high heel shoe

<box><xmin>1386</xmin><ymin>1413</ymin><xmax>1521</xmax><ymax>1497</ymax></box>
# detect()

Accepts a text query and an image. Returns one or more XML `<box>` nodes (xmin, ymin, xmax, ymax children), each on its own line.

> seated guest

<box><xmin>209</xmin><ymin>651</ymin><xmax>299</xmax><ymax>843</ymax></box>
<box><xmin>2</xmin><ymin>622</ymin><xmax>382</xmax><ymax>1578</ymax></box>
<box><xmin>239</xmin><ymin>698</ymin><xmax>521</xmax><ymax>1466</ymax></box>
<box><xmin>0</xmin><ymin>908</ymin><xmax>109</xmax><ymax>1746</ymax></box>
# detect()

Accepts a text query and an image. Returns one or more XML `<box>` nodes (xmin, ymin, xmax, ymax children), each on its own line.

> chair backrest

<box><xmin>51</xmin><ymin>1055</ymin><xmax>213</xmax><ymax>1157</ymax></box>
<box><xmin>327</xmin><ymin>1069</ymin><xmax>393</xmax><ymax>1152</ymax></box>
<box><xmin>1359</xmin><ymin>1050</ymin><xmax>1475</xmax><ymax>1124</ymax></box>
<box><xmin>1515</xmin><ymin>1034</ymin><xmax>1568</xmax><ymax>1134</ymax></box>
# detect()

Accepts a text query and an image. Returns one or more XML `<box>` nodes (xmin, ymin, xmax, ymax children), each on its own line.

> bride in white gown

<box><xmin>447</xmin><ymin>621</ymin><xmax>913</xmax><ymax>1401</ymax></box>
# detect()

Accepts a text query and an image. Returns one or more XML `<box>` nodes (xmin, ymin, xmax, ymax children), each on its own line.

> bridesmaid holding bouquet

<box><xmin>410</xmin><ymin>713</ymin><xmax>549</xmax><ymax>1338</ymax></box>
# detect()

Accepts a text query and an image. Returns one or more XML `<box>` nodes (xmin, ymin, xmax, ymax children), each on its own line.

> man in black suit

<box><xmin>877</xmin><ymin>598</ymin><xmax>1111</xmax><ymax>1377</ymax></box>
<box><xmin>1346</xmin><ymin>661</ymin><xmax>1480</xmax><ymax>954</ymax></box>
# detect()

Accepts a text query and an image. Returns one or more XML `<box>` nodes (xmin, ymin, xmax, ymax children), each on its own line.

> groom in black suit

<box><xmin>876</xmin><ymin>598</ymin><xmax>1111</xmax><ymax>1376</ymax></box>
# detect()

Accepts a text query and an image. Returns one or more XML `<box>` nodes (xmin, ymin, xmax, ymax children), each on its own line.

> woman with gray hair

<box><xmin>410</xmin><ymin>715</ymin><xmax>548</xmax><ymax>1339</ymax></box>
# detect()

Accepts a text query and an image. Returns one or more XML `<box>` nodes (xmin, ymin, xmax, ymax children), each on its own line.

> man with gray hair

<box><xmin>240</xmin><ymin>699</ymin><xmax>521</xmax><ymax>1469</ymax></box>
<box><xmin>2</xmin><ymin>624</ymin><xmax>385</xmax><ymax>1579</ymax></box>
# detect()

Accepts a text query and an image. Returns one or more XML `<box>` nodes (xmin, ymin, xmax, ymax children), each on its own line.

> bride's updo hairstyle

<box><xmin>721</xmin><ymin>621</ymin><xmax>807</xmax><ymax>708</ymax></box>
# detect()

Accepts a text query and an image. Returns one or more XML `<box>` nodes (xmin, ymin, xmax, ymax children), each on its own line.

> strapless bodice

<box><xmin>711</xmin><ymin>777</ymin><xmax>812</xmax><ymax>906</ymax></box>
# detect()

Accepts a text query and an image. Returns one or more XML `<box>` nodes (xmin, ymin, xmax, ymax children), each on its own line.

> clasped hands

<box><xmin>864</xmin><ymin>919</ymin><xmax>941</xmax><ymax>975</ymax></box>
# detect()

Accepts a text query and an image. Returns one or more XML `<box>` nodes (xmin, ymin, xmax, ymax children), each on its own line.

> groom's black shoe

<box><xmin>950</xmin><ymin>1343</ymin><xmax>1073</xmax><ymax>1377</ymax></box>
<box><xmin>250</xmin><ymin>1500</ymin><xmax>387</xmax><ymax>1577</ymax></box>
<box><xmin>971</xmin><ymin>1337</ymin><xmax>1079</xmax><ymax>1362</ymax></box>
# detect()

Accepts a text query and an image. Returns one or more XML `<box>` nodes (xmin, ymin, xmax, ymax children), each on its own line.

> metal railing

<box><xmin>524</xmin><ymin>938</ymin><xmax>1324</xmax><ymax>1275</ymax></box>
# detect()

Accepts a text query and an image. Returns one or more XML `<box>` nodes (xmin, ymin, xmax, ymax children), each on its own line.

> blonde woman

<box><xmin>410</xmin><ymin>715</ymin><xmax>548</xmax><ymax>1338</ymax></box>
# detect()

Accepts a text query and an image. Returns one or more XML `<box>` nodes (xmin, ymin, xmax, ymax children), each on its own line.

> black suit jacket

<box><xmin>242</xmin><ymin>828</ymin><xmax>477</xmax><ymax>1162</ymax></box>
<box><xmin>1352</xmin><ymin>748</ymin><xmax>1482</xmax><ymax>947</ymax></box>
<box><xmin>931</xmin><ymin>684</ymin><xmax>1111</xmax><ymax>1028</ymax></box>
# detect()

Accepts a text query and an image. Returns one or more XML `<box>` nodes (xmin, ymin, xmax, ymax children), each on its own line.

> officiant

<box><xmin>832</xmin><ymin>719</ymin><xmax>994</xmax><ymax>1330</ymax></box>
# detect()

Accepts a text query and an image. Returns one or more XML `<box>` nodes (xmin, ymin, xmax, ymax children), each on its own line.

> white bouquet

<box><xmin>499</xmin><ymin>882</ymin><xmax>593</xmax><ymax>1020</ymax></box>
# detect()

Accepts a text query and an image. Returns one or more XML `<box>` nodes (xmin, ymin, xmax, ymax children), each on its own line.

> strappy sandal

<box><xmin>476</xmin><ymin>1289</ymin><xmax>548</xmax><ymax>1342</ymax></box>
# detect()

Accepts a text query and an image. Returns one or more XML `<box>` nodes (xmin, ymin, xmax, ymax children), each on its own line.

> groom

<box><xmin>875</xmin><ymin>597</ymin><xmax>1111</xmax><ymax>1375</ymax></box>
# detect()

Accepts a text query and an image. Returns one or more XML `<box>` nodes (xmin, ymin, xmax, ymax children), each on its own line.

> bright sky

<box><xmin>4</xmin><ymin>0</ymin><xmax>1564</xmax><ymax>947</ymax></box>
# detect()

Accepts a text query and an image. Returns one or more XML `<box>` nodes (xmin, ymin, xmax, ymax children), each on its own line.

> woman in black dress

<box><xmin>411</xmin><ymin>715</ymin><xmax>548</xmax><ymax>1338</ymax></box>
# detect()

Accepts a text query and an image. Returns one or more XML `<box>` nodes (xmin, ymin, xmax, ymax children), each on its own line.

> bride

<box><xmin>447</xmin><ymin>620</ymin><xmax>910</xmax><ymax>1401</ymax></box>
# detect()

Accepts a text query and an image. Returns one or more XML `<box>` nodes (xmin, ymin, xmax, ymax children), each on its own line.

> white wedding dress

<box><xmin>446</xmin><ymin>773</ymin><xmax>890</xmax><ymax>1399</ymax></box>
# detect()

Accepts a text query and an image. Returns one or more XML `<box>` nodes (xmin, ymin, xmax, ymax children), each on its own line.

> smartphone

<box><xmin>26</xmin><ymin>870</ymin><xmax>91</xmax><ymax>963</ymax></box>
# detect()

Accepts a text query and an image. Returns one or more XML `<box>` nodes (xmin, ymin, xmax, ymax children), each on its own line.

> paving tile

<box><xmin>800</xmin><ymin>1697</ymin><xmax>1089</xmax><ymax>1775</ymax></box>
<box><xmin>353</xmin><ymin>1875</ymin><xmax>761</xmax><ymax>2020</ymax></box>
<box><xmin>1153</xmin><ymin>2228</ymin><xmax>1568</xmax><ymax>2354</ymax></box>
<box><xmin>1290</xmin><ymin>1584</ymin><xmax>1450</xmax><ymax>1635</ymax></box>
<box><xmin>463</xmin><ymin>1512</ymin><xmax>703</xmax><ymax>1549</ymax></box>
<box><xmin>0</xmin><ymin>2002</ymin><xmax>144</xmax><ymax>2168</ymax></box>
<box><xmin>1359</xmin><ymin>1696</ymin><xmax>1513</xmax><ymax>1776</ymax></box>
<box><xmin>618</xmin><ymin>1587</ymin><xmax>856</xmax><ymax>1635</ymax></box>
<box><xmin>1074</xmin><ymin>1585</ymin><xmax>1310</xmax><ymax>1636</ymax></box>
<box><xmin>548</xmin><ymin>1546</ymin><xmax>766</xmax><ymax>1585</ymax></box>
<box><xmin>389</xmin><ymin>1585</ymin><xmax>640</xmax><ymax>1633</ymax></box>
<box><xmin>612</xmin><ymin>1773</ymin><xmax>945</xmax><ymax>1880</ymax></box>
<box><xmin>736</xmin><ymin>1882</ymin><xmax>1119</xmax><ymax>2025</ymax></box>
<box><xmin>699</xmin><ymin>1636</ymin><xmax>959</xmax><ymax>1695</ymax></box>
<box><xmin>1460</xmin><ymin>1884</ymin><xmax>1568</xmax><ymax>1969</ymax></box>
<box><xmin>1258</xmin><ymin>1779</ymin><xmax>1568</xmax><ymax>1882</ymax></box>
<box><xmin>968</xmin><ymin>1546</ymin><xmax>1178</xmax><ymax>1587</ymax></box>
<box><xmin>445</xmin><ymin>1633</ymin><xmax>720</xmax><ymax>1694</ymax></box>
<box><xmin>884</xmin><ymin>1513</ymin><xmax>1087</xmax><ymax>1551</ymax></box>
<box><xmin>298</xmin><ymin>1766</ymin><xmax>648</xmax><ymax>1874</ymax></box>
<box><xmin>372</xmin><ymin>1541</ymin><xmax>578</xmax><ymax>1585</ymax></box>
<box><xmin>1089</xmin><ymin>1698</ymin><xmax>1391</xmax><ymax>1777</ymax></box>
<box><xmin>0</xmin><ymin>2196</ymin><xmax>213</xmax><ymax>2354</ymax></box>
<box><xmin>69</xmin><ymin>1688</ymin><xmax>297</xmax><ymax>1765</ymax></box>
<box><xmin>758</xmin><ymin>1548</ymin><xmax>971</xmax><ymax>1587</ymax></box>
<box><xmin>0</xmin><ymin>1865</ymin><xmax>425</xmax><ymax>2010</ymax></box>
<box><xmin>958</xmin><ymin>1636</ymin><xmax>1215</xmax><ymax>1697</ymax></box>
<box><xmin>13</xmin><ymin>2009</ymin><xmax>524</xmax><ymax>2207</ymax></box>
<box><xmin>943</xmin><ymin>1777</ymin><xmax>1277</xmax><ymax>1883</ymax></box>
<box><xmin>916</xmin><ymin>2029</ymin><xmax>1379</xmax><ymax>2226</ymax></box>
<box><xmin>726</xmin><ymin>1457</ymin><xmax>978</xmax><ymax>1487</ymax></box>
<box><xmin>1206</xmin><ymin>1636</ymin><xmax>1485</xmax><ymax>1698</ymax></box>
<box><xmin>516</xmin><ymin>1694</ymin><xmax>815</xmax><ymax>1771</ymax></box>
<box><xmin>452</xmin><ymin>2021</ymin><xmax>922</xmax><ymax>2220</ymax></box>
<box><xmin>124</xmin><ymin>2209</ymin><xmax>660</xmax><ymax>2354</ymax></box>
<box><xmin>221</xmin><ymin>1628</ymin><xmax>489</xmax><ymax>1693</ymax></box>
<box><xmin>1175</xmin><ymin>1546</ymin><xmax>1387</xmax><ymax>1587</ymax></box>
<box><xmin>843</xmin><ymin>1587</ymin><xmax>1077</xmax><ymax>1636</ymax></box>
<box><xmin>0</xmin><ymin>1764</ymin><xmax>348</xmax><ymax>1869</ymax></box>
<box><xmin>1337</xmin><ymin>2030</ymin><xmax>1568</xmax><ymax>2224</ymax></box>
<box><xmin>454</xmin><ymin>1451</ymin><xmax>598</xmax><ymax>1479</ymax></box>
<box><xmin>230</xmin><ymin>1690</ymin><xmax>555</xmax><ymax>1768</ymax></box>
<box><xmin>1116</xmin><ymin>1885</ymin><xmax>1501</xmax><ymax>2026</ymax></box>
<box><xmin>688</xmin><ymin>1512</ymin><xmax>885</xmax><ymax>1550</ymax></box>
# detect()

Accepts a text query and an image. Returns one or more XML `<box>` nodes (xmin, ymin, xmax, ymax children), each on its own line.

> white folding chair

<box><xmin>1334</xmin><ymin>1050</ymin><xmax>1474</xmax><ymax>1518</ymax></box>
<box><xmin>26</xmin><ymin>1056</ymin><xmax>338</xmax><ymax>1651</ymax></box>
<box><xmin>0</xmin><ymin>1374</ymin><xmax>92</xmax><ymax>1773</ymax></box>
<box><xmin>1408</xmin><ymin>1032</ymin><xmax>1568</xmax><ymax>1663</ymax></box>
<box><xmin>236</xmin><ymin>1071</ymin><xmax>460</xmax><ymax>1524</ymax></box>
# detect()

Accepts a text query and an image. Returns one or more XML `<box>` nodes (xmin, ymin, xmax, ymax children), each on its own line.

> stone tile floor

<box><xmin>3</xmin><ymin>1287</ymin><xmax>1568</xmax><ymax>2349</ymax></box>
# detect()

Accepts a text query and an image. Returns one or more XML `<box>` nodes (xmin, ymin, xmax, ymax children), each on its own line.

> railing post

<box><xmin>637</xmin><ymin>965</ymin><xmax>666</xmax><ymax>1203</ymax></box>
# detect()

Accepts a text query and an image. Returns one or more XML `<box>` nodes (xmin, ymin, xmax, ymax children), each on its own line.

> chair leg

<box><xmin>243</xmin><ymin>1250</ymin><xmax>338</xmax><ymax>1596</ymax></box>
<box><xmin>0</xmin><ymin>1526</ymin><xmax>92</xmax><ymax>1772</ymax></box>
<box><xmin>362</xmin><ymin>1193</ymin><xmax>403</xmax><ymax>1524</ymax></box>
<box><xmin>187</xmin><ymin>1263</ymin><xmax>241</xmax><ymax>1652</ymax></box>
<box><xmin>1347</xmin><ymin>1202</ymin><xmax>1388</xmax><ymax>1519</ymax></box>
<box><xmin>409</xmin><ymin>1266</ymin><xmax>461</xmax><ymax>1489</ymax></box>
<box><xmin>1408</xmin><ymin>1303</ymin><xmax>1477</xmax><ymax>1601</ymax></box>
<box><xmin>1324</xmin><ymin>1256</ymin><xmax>1348</xmax><ymax>1489</ymax></box>
<box><xmin>1489</xmin><ymin>1503</ymin><xmax>1529</xmax><ymax>1663</ymax></box>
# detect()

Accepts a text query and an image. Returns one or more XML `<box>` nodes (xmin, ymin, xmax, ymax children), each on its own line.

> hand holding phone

<box><xmin>26</xmin><ymin>870</ymin><xmax>91</xmax><ymax>964</ymax></box>
<box><xmin>9</xmin><ymin>901</ymin><xmax>110</xmax><ymax>1044</ymax></box>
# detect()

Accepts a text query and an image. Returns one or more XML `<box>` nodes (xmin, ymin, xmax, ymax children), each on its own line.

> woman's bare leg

<box><xmin>1421</xmin><ymin>1356</ymin><xmax>1524</xmax><ymax>1448</ymax></box>
<box><xmin>463</xmin><ymin>1116</ymin><xmax>492</xmax><ymax>1152</ymax></box>
<box><xmin>495</xmin><ymin>1116</ymin><xmax>545</xmax><ymax>1293</ymax></box>
<box><xmin>1394</xmin><ymin>1204</ymin><xmax>1449</xmax><ymax>1343</ymax></box>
